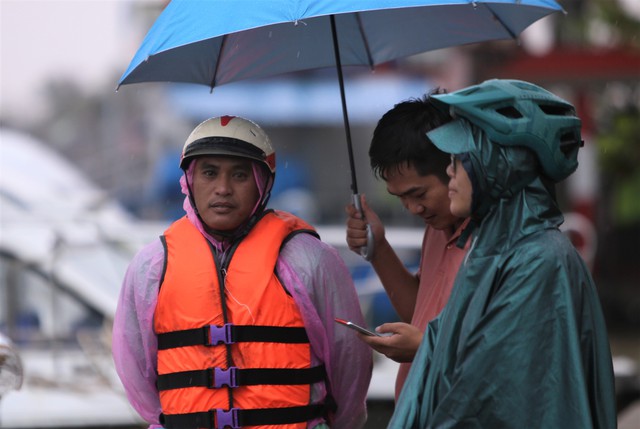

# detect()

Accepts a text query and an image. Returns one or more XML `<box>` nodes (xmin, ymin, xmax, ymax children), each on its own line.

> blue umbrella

<box><xmin>118</xmin><ymin>0</ymin><xmax>564</xmax><ymax>258</ymax></box>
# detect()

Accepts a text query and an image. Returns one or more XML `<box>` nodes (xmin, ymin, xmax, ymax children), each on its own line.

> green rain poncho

<box><xmin>388</xmin><ymin>121</ymin><xmax>617</xmax><ymax>429</ymax></box>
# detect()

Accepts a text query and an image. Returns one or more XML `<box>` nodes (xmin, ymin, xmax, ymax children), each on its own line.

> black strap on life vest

<box><xmin>157</xmin><ymin>323</ymin><xmax>309</xmax><ymax>350</ymax></box>
<box><xmin>160</xmin><ymin>404</ymin><xmax>327</xmax><ymax>429</ymax></box>
<box><xmin>157</xmin><ymin>365</ymin><xmax>326</xmax><ymax>391</ymax></box>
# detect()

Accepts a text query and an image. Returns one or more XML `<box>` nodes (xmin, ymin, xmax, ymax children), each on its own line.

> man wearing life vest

<box><xmin>112</xmin><ymin>116</ymin><xmax>373</xmax><ymax>429</ymax></box>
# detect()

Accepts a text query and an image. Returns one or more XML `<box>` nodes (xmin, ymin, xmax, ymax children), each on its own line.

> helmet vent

<box><xmin>559</xmin><ymin>132</ymin><xmax>583</xmax><ymax>151</ymax></box>
<box><xmin>495</xmin><ymin>106</ymin><xmax>523</xmax><ymax>119</ymax></box>
<box><xmin>538</xmin><ymin>103</ymin><xmax>575</xmax><ymax>117</ymax></box>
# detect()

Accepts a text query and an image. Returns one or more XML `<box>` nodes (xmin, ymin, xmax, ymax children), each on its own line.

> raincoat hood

<box><xmin>428</xmin><ymin>118</ymin><xmax>564</xmax><ymax>249</ymax></box>
<box><xmin>180</xmin><ymin>159</ymin><xmax>271</xmax><ymax>250</ymax></box>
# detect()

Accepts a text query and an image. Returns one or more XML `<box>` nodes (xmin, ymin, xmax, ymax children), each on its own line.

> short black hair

<box><xmin>369</xmin><ymin>91</ymin><xmax>452</xmax><ymax>184</ymax></box>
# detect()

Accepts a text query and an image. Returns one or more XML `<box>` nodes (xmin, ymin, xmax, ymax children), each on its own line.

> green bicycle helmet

<box><xmin>429</xmin><ymin>79</ymin><xmax>582</xmax><ymax>182</ymax></box>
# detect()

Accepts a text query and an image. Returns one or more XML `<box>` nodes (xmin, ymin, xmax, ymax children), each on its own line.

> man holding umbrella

<box><xmin>345</xmin><ymin>93</ymin><xmax>470</xmax><ymax>399</ymax></box>
<box><xmin>112</xmin><ymin>116</ymin><xmax>372</xmax><ymax>429</ymax></box>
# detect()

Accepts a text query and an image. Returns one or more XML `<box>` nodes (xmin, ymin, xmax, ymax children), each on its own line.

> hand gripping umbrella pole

<box><xmin>330</xmin><ymin>15</ymin><xmax>374</xmax><ymax>261</ymax></box>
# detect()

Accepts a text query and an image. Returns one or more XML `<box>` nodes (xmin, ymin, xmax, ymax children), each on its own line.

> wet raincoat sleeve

<box><xmin>278</xmin><ymin>233</ymin><xmax>373</xmax><ymax>429</ymax></box>
<box><xmin>112</xmin><ymin>239</ymin><xmax>164</xmax><ymax>427</ymax></box>
<box><xmin>389</xmin><ymin>233</ymin><xmax>616</xmax><ymax>428</ymax></box>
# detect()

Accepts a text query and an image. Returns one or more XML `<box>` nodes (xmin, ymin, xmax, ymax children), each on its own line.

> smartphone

<box><xmin>335</xmin><ymin>318</ymin><xmax>380</xmax><ymax>337</ymax></box>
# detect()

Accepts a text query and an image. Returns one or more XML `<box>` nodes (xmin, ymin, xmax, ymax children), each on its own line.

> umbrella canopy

<box><xmin>119</xmin><ymin>0</ymin><xmax>563</xmax><ymax>89</ymax></box>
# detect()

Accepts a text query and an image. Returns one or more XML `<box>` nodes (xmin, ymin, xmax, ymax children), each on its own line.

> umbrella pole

<box><xmin>330</xmin><ymin>15</ymin><xmax>359</xmax><ymax>196</ymax></box>
<box><xmin>330</xmin><ymin>15</ymin><xmax>374</xmax><ymax>260</ymax></box>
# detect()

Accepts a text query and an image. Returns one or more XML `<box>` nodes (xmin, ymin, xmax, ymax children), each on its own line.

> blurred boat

<box><xmin>0</xmin><ymin>128</ymin><xmax>146</xmax><ymax>428</ymax></box>
<box><xmin>0</xmin><ymin>333</ymin><xmax>23</xmax><ymax>396</ymax></box>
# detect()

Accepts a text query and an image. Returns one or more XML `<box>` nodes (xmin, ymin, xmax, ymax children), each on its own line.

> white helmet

<box><xmin>180</xmin><ymin>115</ymin><xmax>276</xmax><ymax>174</ymax></box>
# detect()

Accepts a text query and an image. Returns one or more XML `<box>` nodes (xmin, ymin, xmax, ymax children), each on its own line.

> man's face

<box><xmin>385</xmin><ymin>163</ymin><xmax>459</xmax><ymax>231</ymax></box>
<box><xmin>191</xmin><ymin>156</ymin><xmax>260</xmax><ymax>232</ymax></box>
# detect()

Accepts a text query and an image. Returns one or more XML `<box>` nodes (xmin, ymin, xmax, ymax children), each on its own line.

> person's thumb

<box><xmin>360</xmin><ymin>194</ymin><xmax>379</xmax><ymax>221</ymax></box>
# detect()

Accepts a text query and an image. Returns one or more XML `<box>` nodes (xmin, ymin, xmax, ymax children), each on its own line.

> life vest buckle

<box><xmin>212</xmin><ymin>407</ymin><xmax>239</xmax><ymax>429</ymax></box>
<box><xmin>210</xmin><ymin>367</ymin><xmax>238</xmax><ymax>388</ymax></box>
<box><xmin>208</xmin><ymin>323</ymin><xmax>233</xmax><ymax>345</ymax></box>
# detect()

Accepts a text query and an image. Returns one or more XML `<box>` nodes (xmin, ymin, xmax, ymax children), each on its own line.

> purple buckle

<box><xmin>214</xmin><ymin>408</ymin><xmax>239</xmax><ymax>429</ymax></box>
<box><xmin>212</xmin><ymin>367</ymin><xmax>238</xmax><ymax>388</ymax></box>
<box><xmin>208</xmin><ymin>324</ymin><xmax>233</xmax><ymax>345</ymax></box>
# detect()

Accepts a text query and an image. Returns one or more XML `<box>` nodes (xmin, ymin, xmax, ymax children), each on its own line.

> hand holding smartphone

<box><xmin>335</xmin><ymin>318</ymin><xmax>380</xmax><ymax>337</ymax></box>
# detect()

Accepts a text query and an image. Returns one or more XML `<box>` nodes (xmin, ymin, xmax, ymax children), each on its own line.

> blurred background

<box><xmin>1</xmin><ymin>0</ymin><xmax>639</xmax><ymax>428</ymax></box>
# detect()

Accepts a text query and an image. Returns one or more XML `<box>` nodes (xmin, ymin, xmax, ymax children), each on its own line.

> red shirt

<box><xmin>395</xmin><ymin>219</ymin><xmax>470</xmax><ymax>399</ymax></box>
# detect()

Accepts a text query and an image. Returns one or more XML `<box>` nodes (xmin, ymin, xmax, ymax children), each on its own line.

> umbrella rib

<box><xmin>354</xmin><ymin>12</ymin><xmax>375</xmax><ymax>69</ymax></box>
<box><xmin>483</xmin><ymin>4</ymin><xmax>517</xmax><ymax>40</ymax></box>
<box><xmin>209</xmin><ymin>34</ymin><xmax>227</xmax><ymax>92</ymax></box>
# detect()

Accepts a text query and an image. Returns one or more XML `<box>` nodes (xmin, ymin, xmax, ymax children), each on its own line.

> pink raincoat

<box><xmin>112</xmin><ymin>164</ymin><xmax>372</xmax><ymax>428</ymax></box>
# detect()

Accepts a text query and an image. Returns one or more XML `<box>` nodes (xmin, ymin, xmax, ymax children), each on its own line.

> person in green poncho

<box><xmin>388</xmin><ymin>79</ymin><xmax>617</xmax><ymax>429</ymax></box>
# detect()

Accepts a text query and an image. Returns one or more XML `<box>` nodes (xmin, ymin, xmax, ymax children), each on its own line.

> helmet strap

<box><xmin>540</xmin><ymin>175</ymin><xmax>557</xmax><ymax>202</ymax></box>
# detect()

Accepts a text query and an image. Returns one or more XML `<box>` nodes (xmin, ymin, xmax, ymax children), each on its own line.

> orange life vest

<box><xmin>155</xmin><ymin>211</ymin><xmax>327</xmax><ymax>429</ymax></box>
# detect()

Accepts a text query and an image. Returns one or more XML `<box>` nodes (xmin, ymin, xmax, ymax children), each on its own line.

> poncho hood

<box><xmin>428</xmin><ymin>118</ymin><xmax>565</xmax><ymax>251</ymax></box>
